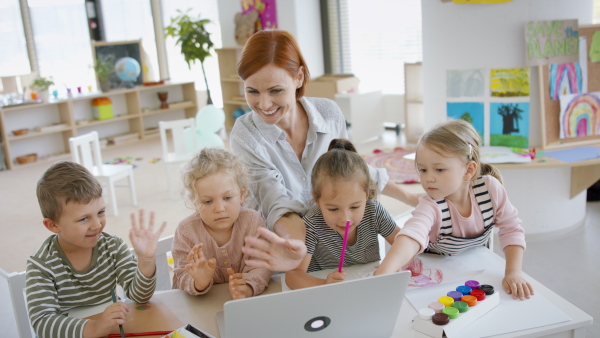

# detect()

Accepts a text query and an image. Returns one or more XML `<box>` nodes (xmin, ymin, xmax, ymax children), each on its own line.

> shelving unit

<box><xmin>404</xmin><ymin>62</ymin><xmax>424</xmax><ymax>144</ymax></box>
<box><xmin>0</xmin><ymin>81</ymin><xmax>197</xmax><ymax>170</ymax></box>
<box><xmin>216</xmin><ymin>47</ymin><xmax>249</xmax><ymax>130</ymax></box>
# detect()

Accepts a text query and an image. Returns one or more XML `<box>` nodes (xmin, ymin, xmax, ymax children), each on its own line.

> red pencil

<box><xmin>107</xmin><ymin>331</ymin><xmax>172</xmax><ymax>337</ymax></box>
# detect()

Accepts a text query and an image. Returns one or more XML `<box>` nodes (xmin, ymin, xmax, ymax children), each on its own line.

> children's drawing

<box><xmin>559</xmin><ymin>92</ymin><xmax>600</xmax><ymax>139</ymax></box>
<box><xmin>402</xmin><ymin>257</ymin><xmax>443</xmax><ymax>288</ymax></box>
<box><xmin>490</xmin><ymin>102</ymin><xmax>530</xmax><ymax>148</ymax></box>
<box><xmin>490</xmin><ymin>68</ymin><xmax>530</xmax><ymax>97</ymax></box>
<box><xmin>447</xmin><ymin>102</ymin><xmax>485</xmax><ymax>144</ymax></box>
<box><xmin>549</xmin><ymin>63</ymin><xmax>583</xmax><ymax>100</ymax></box>
<box><xmin>549</xmin><ymin>37</ymin><xmax>588</xmax><ymax>100</ymax></box>
<box><xmin>447</xmin><ymin>69</ymin><xmax>485</xmax><ymax>98</ymax></box>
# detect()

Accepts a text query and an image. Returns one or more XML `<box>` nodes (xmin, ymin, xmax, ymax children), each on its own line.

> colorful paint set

<box><xmin>412</xmin><ymin>280</ymin><xmax>500</xmax><ymax>338</ymax></box>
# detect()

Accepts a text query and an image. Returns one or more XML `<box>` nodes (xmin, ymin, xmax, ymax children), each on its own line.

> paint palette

<box><xmin>412</xmin><ymin>280</ymin><xmax>500</xmax><ymax>338</ymax></box>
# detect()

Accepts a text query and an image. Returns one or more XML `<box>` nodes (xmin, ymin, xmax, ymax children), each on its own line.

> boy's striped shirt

<box><xmin>26</xmin><ymin>233</ymin><xmax>156</xmax><ymax>338</ymax></box>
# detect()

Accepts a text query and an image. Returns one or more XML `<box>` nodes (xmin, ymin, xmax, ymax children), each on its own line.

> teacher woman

<box><xmin>230</xmin><ymin>30</ymin><xmax>419</xmax><ymax>271</ymax></box>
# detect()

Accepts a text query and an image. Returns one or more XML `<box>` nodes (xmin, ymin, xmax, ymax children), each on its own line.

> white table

<box><xmin>151</xmin><ymin>248</ymin><xmax>591</xmax><ymax>337</ymax></box>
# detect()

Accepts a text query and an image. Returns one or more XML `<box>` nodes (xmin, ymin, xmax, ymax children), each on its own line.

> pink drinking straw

<box><xmin>338</xmin><ymin>220</ymin><xmax>351</xmax><ymax>272</ymax></box>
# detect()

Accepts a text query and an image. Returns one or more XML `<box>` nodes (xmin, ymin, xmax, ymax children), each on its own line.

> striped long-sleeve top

<box><xmin>25</xmin><ymin>233</ymin><xmax>156</xmax><ymax>338</ymax></box>
<box><xmin>304</xmin><ymin>200</ymin><xmax>398</xmax><ymax>272</ymax></box>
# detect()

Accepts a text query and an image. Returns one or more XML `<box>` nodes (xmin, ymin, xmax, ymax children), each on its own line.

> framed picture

<box><xmin>91</xmin><ymin>40</ymin><xmax>146</xmax><ymax>90</ymax></box>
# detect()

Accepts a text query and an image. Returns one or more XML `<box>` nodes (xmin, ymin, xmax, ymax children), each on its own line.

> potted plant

<box><xmin>165</xmin><ymin>9</ymin><xmax>215</xmax><ymax>105</ymax></box>
<box><xmin>94</xmin><ymin>55</ymin><xmax>115</xmax><ymax>92</ymax></box>
<box><xmin>30</xmin><ymin>76</ymin><xmax>54</xmax><ymax>102</ymax></box>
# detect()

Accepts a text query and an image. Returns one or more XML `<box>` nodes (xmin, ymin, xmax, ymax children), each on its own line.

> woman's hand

<box><xmin>503</xmin><ymin>271</ymin><xmax>534</xmax><ymax>300</ymax></box>
<box><xmin>185</xmin><ymin>243</ymin><xmax>217</xmax><ymax>292</ymax></box>
<box><xmin>243</xmin><ymin>227</ymin><xmax>307</xmax><ymax>271</ymax></box>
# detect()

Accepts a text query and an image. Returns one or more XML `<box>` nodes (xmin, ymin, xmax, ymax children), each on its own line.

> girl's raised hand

<box><xmin>227</xmin><ymin>268</ymin><xmax>250</xmax><ymax>300</ymax></box>
<box><xmin>243</xmin><ymin>227</ymin><xmax>307</xmax><ymax>271</ymax></box>
<box><xmin>129</xmin><ymin>209</ymin><xmax>167</xmax><ymax>259</ymax></box>
<box><xmin>325</xmin><ymin>271</ymin><xmax>346</xmax><ymax>285</ymax></box>
<box><xmin>502</xmin><ymin>272</ymin><xmax>534</xmax><ymax>300</ymax></box>
<box><xmin>185</xmin><ymin>243</ymin><xmax>217</xmax><ymax>292</ymax></box>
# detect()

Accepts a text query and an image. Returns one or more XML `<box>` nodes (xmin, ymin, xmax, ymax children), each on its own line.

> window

<box><xmin>102</xmin><ymin>0</ymin><xmax>160</xmax><ymax>82</ymax></box>
<box><xmin>28</xmin><ymin>0</ymin><xmax>95</xmax><ymax>93</ymax></box>
<box><xmin>161</xmin><ymin>0</ymin><xmax>223</xmax><ymax>106</ymax></box>
<box><xmin>0</xmin><ymin>0</ymin><xmax>31</xmax><ymax>77</ymax></box>
<box><xmin>326</xmin><ymin>0</ymin><xmax>422</xmax><ymax>94</ymax></box>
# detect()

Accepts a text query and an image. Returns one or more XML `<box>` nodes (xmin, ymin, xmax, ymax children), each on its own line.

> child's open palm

<box><xmin>185</xmin><ymin>243</ymin><xmax>217</xmax><ymax>292</ymax></box>
<box><xmin>503</xmin><ymin>272</ymin><xmax>534</xmax><ymax>300</ymax></box>
<box><xmin>129</xmin><ymin>209</ymin><xmax>167</xmax><ymax>259</ymax></box>
<box><xmin>227</xmin><ymin>268</ymin><xmax>249</xmax><ymax>300</ymax></box>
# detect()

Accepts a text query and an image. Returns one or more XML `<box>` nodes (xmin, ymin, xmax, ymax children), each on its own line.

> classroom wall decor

<box><xmin>540</xmin><ymin>24</ymin><xmax>600</xmax><ymax>149</ymax></box>
<box><xmin>525</xmin><ymin>19</ymin><xmax>579</xmax><ymax>67</ymax></box>
<box><xmin>549</xmin><ymin>36</ymin><xmax>588</xmax><ymax>100</ymax></box>
<box><xmin>242</xmin><ymin>0</ymin><xmax>277</xmax><ymax>31</ymax></box>
<box><xmin>490</xmin><ymin>102</ymin><xmax>530</xmax><ymax>147</ymax></box>
<box><xmin>490</xmin><ymin>68</ymin><xmax>530</xmax><ymax>97</ymax></box>
<box><xmin>446</xmin><ymin>69</ymin><xmax>485</xmax><ymax>98</ymax></box>
<box><xmin>558</xmin><ymin>92</ymin><xmax>600</xmax><ymax>139</ymax></box>
<box><xmin>447</xmin><ymin>102</ymin><xmax>485</xmax><ymax>144</ymax></box>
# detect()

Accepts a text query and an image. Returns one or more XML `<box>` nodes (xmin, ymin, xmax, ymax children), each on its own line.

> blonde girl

<box><xmin>286</xmin><ymin>139</ymin><xmax>400</xmax><ymax>289</ymax></box>
<box><xmin>171</xmin><ymin>148</ymin><xmax>272</xmax><ymax>299</ymax></box>
<box><xmin>375</xmin><ymin>119</ymin><xmax>534</xmax><ymax>300</ymax></box>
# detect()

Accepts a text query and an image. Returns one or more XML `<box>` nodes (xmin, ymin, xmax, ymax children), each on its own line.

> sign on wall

<box><xmin>525</xmin><ymin>19</ymin><xmax>579</xmax><ymax>66</ymax></box>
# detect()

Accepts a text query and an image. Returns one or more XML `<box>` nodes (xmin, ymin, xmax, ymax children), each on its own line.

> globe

<box><xmin>115</xmin><ymin>57</ymin><xmax>141</xmax><ymax>82</ymax></box>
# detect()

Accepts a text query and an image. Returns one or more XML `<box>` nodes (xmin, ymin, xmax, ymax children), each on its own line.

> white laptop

<box><xmin>216</xmin><ymin>271</ymin><xmax>410</xmax><ymax>338</ymax></box>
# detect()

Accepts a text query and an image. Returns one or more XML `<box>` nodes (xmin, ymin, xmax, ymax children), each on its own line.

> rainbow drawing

<box><xmin>559</xmin><ymin>92</ymin><xmax>600</xmax><ymax>139</ymax></box>
<box><xmin>549</xmin><ymin>63</ymin><xmax>582</xmax><ymax>100</ymax></box>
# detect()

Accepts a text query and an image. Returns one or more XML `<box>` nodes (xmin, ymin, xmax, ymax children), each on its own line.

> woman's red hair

<box><xmin>237</xmin><ymin>30</ymin><xmax>310</xmax><ymax>100</ymax></box>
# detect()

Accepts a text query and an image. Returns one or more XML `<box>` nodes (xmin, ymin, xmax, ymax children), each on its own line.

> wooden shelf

<box><xmin>6</xmin><ymin>126</ymin><xmax>72</xmax><ymax>141</ymax></box>
<box><xmin>142</xmin><ymin>101</ymin><xmax>195</xmax><ymax>116</ymax></box>
<box><xmin>0</xmin><ymin>81</ymin><xmax>197</xmax><ymax>170</ymax></box>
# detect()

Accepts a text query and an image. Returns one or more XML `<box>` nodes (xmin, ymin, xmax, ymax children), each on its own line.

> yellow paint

<box><xmin>172</xmin><ymin>330</ymin><xmax>186</xmax><ymax>338</ymax></box>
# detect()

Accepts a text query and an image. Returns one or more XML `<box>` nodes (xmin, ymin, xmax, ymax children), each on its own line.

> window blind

<box><xmin>0</xmin><ymin>0</ymin><xmax>31</xmax><ymax>77</ymax></box>
<box><xmin>102</xmin><ymin>0</ymin><xmax>159</xmax><ymax>82</ymax></box>
<box><xmin>28</xmin><ymin>0</ymin><xmax>94</xmax><ymax>92</ymax></box>
<box><xmin>326</xmin><ymin>0</ymin><xmax>423</xmax><ymax>94</ymax></box>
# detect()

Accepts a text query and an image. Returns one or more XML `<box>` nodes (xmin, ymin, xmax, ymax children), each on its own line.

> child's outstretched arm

<box><xmin>285</xmin><ymin>255</ymin><xmax>346</xmax><ymax>289</ymax></box>
<box><xmin>374</xmin><ymin>235</ymin><xmax>421</xmax><ymax>276</ymax></box>
<box><xmin>503</xmin><ymin>245</ymin><xmax>534</xmax><ymax>300</ymax></box>
<box><xmin>129</xmin><ymin>209</ymin><xmax>167</xmax><ymax>278</ymax></box>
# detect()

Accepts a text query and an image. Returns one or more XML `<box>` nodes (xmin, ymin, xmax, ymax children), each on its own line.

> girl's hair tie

<box><xmin>334</xmin><ymin>142</ymin><xmax>345</xmax><ymax>150</ymax></box>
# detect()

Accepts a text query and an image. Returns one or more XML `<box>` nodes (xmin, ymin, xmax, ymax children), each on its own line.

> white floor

<box><xmin>0</xmin><ymin>129</ymin><xmax>597</xmax><ymax>336</ymax></box>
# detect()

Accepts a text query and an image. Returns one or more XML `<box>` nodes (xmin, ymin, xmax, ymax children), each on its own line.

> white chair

<box><xmin>1</xmin><ymin>269</ymin><xmax>35</xmax><ymax>338</ymax></box>
<box><xmin>159</xmin><ymin>118</ymin><xmax>197</xmax><ymax>198</ymax></box>
<box><xmin>69</xmin><ymin>131</ymin><xmax>137</xmax><ymax>216</ymax></box>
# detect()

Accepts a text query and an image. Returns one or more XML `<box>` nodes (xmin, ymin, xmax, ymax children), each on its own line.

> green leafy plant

<box><xmin>30</xmin><ymin>76</ymin><xmax>54</xmax><ymax>92</ymax></box>
<box><xmin>165</xmin><ymin>9</ymin><xmax>215</xmax><ymax>104</ymax></box>
<box><xmin>94</xmin><ymin>56</ymin><xmax>115</xmax><ymax>82</ymax></box>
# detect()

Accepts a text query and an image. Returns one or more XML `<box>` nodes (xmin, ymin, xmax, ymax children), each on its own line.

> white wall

<box><xmin>217</xmin><ymin>0</ymin><xmax>324</xmax><ymax>77</ymax></box>
<box><xmin>421</xmin><ymin>0</ymin><xmax>592</xmax><ymax>147</ymax></box>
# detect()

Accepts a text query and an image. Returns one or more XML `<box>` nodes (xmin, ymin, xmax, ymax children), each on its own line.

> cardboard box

<box><xmin>305</xmin><ymin>74</ymin><xmax>360</xmax><ymax>100</ymax></box>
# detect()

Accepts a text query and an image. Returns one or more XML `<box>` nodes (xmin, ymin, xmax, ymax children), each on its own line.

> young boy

<box><xmin>26</xmin><ymin>161</ymin><xmax>167</xmax><ymax>338</ymax></box>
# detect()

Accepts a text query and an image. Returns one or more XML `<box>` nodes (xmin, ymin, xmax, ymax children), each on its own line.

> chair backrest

<box><xmin>159</xmin><ymin>118</ymin><xmax>196</xmax><ymax>159</ymax></box>
<box><xmin>69</xmin><ymin>131</ymin><xmax>104</xmax><ymax>174</ymax></box>
<box><xmin>0</xmin><ymin>269</ymin><xmax>35</xmax><ymax>338</ymax></box>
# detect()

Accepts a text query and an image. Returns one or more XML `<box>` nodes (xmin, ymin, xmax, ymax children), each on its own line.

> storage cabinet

<box><xmin>216</xmin><ymin>47</ymin><xmax>249</xmax><ymax>130</ymax></box>
<box><xmin>404</xmin><ymin>63</ymin><xmax>424</xmax><ymax>143</ymax></box>
<box><xmin>0</xmin><ymin>81</ymin><xmax>197</xmax><ymax>169</ymax></box>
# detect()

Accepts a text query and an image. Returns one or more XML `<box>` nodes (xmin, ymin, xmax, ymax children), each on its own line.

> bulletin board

<box><xmin>91</xmin><ymin>40</ymin><xmax>146</xmax><ymax>90</ymax></box>
<box><xmin>539</xmin><ymin>24</ymin><xmax>600</xmax><ymax>150</ymax></box>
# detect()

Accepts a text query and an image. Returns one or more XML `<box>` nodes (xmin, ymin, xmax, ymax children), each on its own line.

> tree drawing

<box><xmin>459</xmin><ymin>112</ymin><xmax>473</xmax><ymax>124</ymax></box>
<box><xmin>497</xmin><ymin>103</ymin><xmax>523</xmax><ymax>134</ymax></box>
